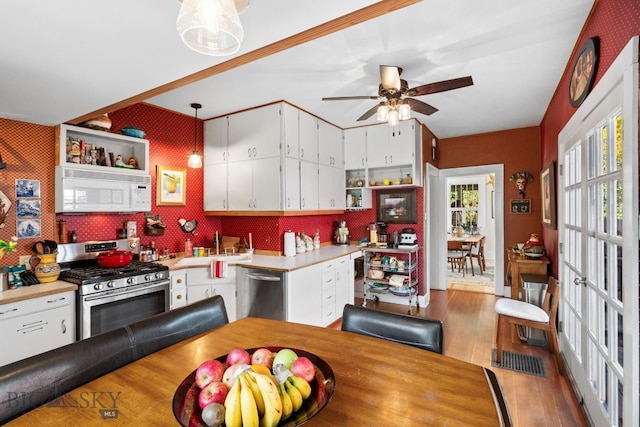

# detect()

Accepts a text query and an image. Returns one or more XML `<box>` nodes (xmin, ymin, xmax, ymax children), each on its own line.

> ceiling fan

<box><xmin>322</xmin><ymin>65</ymin><xmax>473</xmax><ymax>122</ymax></box>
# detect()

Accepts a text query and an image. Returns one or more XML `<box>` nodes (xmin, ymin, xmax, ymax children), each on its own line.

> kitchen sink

<box><xmin>175</xmin><ymin>254</ymin><xmax>251</xmax><ymax>266</ymax></box>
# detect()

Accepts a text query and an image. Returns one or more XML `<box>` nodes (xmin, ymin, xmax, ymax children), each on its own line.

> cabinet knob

<box><xmin>177</xmin><ymin>294</ymin><xmax>183</xmax><ymax>299</ymax></box>
<box><xmin>176</xmin><ymin>278</ymin><xmax>183</xmax><ymax>284</ymax></box>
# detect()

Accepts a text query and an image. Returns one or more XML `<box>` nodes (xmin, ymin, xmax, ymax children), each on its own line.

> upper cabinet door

<box><xmin>344</xmin><ymin>127</ymin><xmax>366</xmax><ymax>170</ymax></box>
<box><xmin>318</xmin><ymin>119</ymin><xmax>343</xmax><ymax>167</ymax></box>
<box><xmin>282</xmin><ymin>103</ymin><xmax>299</xmax><ymax>159</ymax></box>
<box><xmin>299</xmin><ymin>111</ymin><xmax>318</xmax><ymax>162</ymax></box>
<box><xmin>227</xmin><ymin>104</ymin><xmax>281</xmax><ymax>162</ymax></box>
<box><xmin>204</xmin><ymin>116</ymin><xmax>228</xmax><ymax>165</ymax></box>
<box><xmin>366</xmin><ymin>121</ymin><xmax>415</xmax><ymax>167</ymax></box>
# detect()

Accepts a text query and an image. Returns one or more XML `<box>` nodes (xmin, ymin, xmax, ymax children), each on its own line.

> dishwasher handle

<box><xmin>246</xmin><ymin>272</ymin><xmax>282</xmax><ymax>282</ymax></box>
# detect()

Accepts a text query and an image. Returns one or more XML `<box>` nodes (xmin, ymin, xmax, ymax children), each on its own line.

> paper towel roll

<box><xmin>284</xmin><ymin>231</ymin><xmax>296</xmax><ymax>257</ymax></box>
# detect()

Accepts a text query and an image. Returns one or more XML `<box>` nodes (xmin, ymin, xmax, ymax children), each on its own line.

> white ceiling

<box><xmin>1</xmin><ymin>0</ymin><xmax>594</xmax><ymax>138</ymax></box>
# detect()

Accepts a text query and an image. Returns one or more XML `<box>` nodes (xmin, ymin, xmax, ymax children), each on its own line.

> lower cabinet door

<box><xmin>1</xmin><ymin>305</ymin><xmax>74</xmax><ymax>366</ymax></box>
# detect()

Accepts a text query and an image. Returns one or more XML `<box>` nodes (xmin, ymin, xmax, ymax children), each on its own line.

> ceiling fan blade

<box><xmin>380</xmin><ymin>65</ymin><xmax>401</xmax><ymax>91</ymax></box>
<box><xmin>322</xmin><ymin>96</ymin><xmax>379</xmax><ymax>101</ymax></box>
<box><xmin>357</xmin><ymin>104</ymin><xmax>380</xmax><ymax>121</ymax></box>
<box><xmin>406</xmin><ymin>98</ymin><xmax>438</xmax><ymax>116</ymax></box>
<box><xmin>410</xmin><ymin>76</ymin><xmax>474</xmax><ymax>96</ymax></box>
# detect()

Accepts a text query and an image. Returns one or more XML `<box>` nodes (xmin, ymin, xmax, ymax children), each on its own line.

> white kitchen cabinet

<box><xmin>283</xmin><ymin>157</ymin><xmax>301</xmax><ymax>210</ymax></box>
<box><xmin>227</xmin><ymin>157</ymin><xmax>281</xmax><ymax>210</ymax></box>
<box><xmin>299</xmin><ymin>160</ymin><xmax>319</xmax><ymax>210</ymax></box>
<box><xmin>344</xmin><ymin>127</ymin><xmax>367</xmax><ymax>170</ymax></box>
<box><xmin>0</xmin><ymin>291</ymin><xmax>75</xmax><ymax>367</ymax></box>
<box><xmin>204</xmin><ymin>162</ymin><xmax>228</xmax><ymax>211</ymax></box>
<box><xmin>321</xmin><ymin>255</ymin><xmax>354</xmax><ymax>326</ymax></box>
<box><xmin>299</xmin><ymin>110</ymin><xmax>318</xmax><ymax>162</ymax></box>
<box><xmin>286</xmin><ymin>264</ymin><xmax>322</xmax><ymax>326</ymax></box>
<box><xmin>282</xmin><ymin>103</ymin><xmax>299</xmax><ymax>159</ymax></box>
<box><xmin>186</xmin><ymin>267</ymin><xmax>237</xmax><ymax>322</ymax></box>
<box><xmin>55</xmin><ymin>124</ymin><xmax>150</xmax><ymax>174</ymax></box>
<box><xmin>170</xmin><ymin>271</ymin><xmax>187</xmax><ymax>310</ymax></box>
<box><xmin>318</xmin><ymin>164</ymin><xmax>345</xmax><ymax>210</ymax></box>
<box><xmin>366</xmin><ymin>120</ymin><xmax>415</xmax><ymax>168</ymax></box>
<box><xmin>318</xmin><ymin>119</ymin><xmax>343</xmax><ymax>167</ymax></box>
<box><xmin>227</xmin><ymin>104</ymin><xmax>281</xmax><ymax>162</ymax></box>
<box><xmin>204</xmin><ymin>116</ymin><xmax>229</xmax><ymax>164</ymax></box>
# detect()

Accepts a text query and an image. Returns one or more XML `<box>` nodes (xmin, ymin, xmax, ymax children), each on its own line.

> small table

<box><xmin>6</xmin><ymin>317</ymin><xmax>511</xmax><ymax>426</ymax></box>
<box><xmin>507</xmin><ymin>249</ymin><xmax>550</xmax><ymax>300</ymax></box>
<box><xmin>447</xmin><ymin>233</ymin><xmax>485</xmax><ymax>245</ymax></box>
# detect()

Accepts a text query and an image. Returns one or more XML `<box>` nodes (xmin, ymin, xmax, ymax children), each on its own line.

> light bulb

<box><xmin>188</xmin><ymin>152</ymin><xmax>203</xmax><ymax>168</ymax></box>
<box><xmin>388</xmin><ymin>109</ymin><xmax>399</xmax><ymax>126</ymax></box>
<box><xmin>177</xmin><ymin>0</ymin><xmax>244</xmax><ymax>56</ymax></box>
<box><xmin>377</xmin><ymin>105</ymin><xmax>389</xmax><ymax>122</ymax></box>
<box><xmin>398</xmin><ymin>103</ymin><xmax>411</xmax><ymax>120</ymax></box>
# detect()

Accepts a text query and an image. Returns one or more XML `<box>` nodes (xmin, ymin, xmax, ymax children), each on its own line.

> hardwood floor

<box><xmin>331</xmin><ymin>290</ymin><xmax>589</xmax><ymax>427</ymax></box>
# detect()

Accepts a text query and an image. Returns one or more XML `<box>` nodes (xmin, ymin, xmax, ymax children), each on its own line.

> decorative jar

<box><xmin>31</xmin><ymin>253</ymin><xmax>60</xmax><ymax>283</ymax></box>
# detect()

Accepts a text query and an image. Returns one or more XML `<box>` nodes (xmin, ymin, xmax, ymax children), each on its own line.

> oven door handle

<box><xmin>83</xmin><ymin>280</ymin><xmax>169</xmax><ymax>303</ymax></box>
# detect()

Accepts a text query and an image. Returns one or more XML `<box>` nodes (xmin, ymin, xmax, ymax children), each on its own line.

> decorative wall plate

<box><xmin>569</xmin><ymin>37</ymin><xmax>599</xmax><ymax>108</ymax></box>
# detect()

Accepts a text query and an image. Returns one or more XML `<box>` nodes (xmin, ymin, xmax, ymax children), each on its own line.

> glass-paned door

<box><xmin>558</xmin><ymin>37</ymin><xmax>638</xmax><ymax>427</ymax></box>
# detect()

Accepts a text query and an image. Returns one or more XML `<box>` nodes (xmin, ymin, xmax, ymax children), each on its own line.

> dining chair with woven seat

<box><xmin>341</xmin><ymin>304</ymin><xmax>444</xmax><ymax>354</ymax></box>
<box><xmin>467</xmin><ymin>236</ymin><xmax>486</xmax><ymax>275</ymax></box>
<box><xmin>494</xmin><ymin>276</ymin><xmax>564</xmax><ymax>375</ymax></box>
<box><xmin>447</xmin><ymin>240</ymin><xmax>468</xmax><ymax>277</ymax></box>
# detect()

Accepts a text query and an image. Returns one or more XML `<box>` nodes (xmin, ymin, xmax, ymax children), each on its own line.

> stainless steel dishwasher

<box><xmin>237</xmin><ymin>268</ymin><xmax>286</xmax><ymax>321</ymax></box>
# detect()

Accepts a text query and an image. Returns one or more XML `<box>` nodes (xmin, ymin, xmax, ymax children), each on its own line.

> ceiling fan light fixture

<box><xmin>388</xmin><ymin>109</ymin><xmax>399</xmax><ymax>126</ymax></box>
<box><xmin>177</xmin><ymin>0</ymin><xmax>244</xmax><ymax>56</ymax></box>
<box><xmin>398</xmin><ymin>103</ymin><xmax>411</xmax><ymax>121</ymax></box>
<box><xmin>377</xmin><ymin>104</ymin><xmax>389</xmax><ymax>122</ymax></box>
<box><xmin>188</xmin><ymin>103</ymin><xmax>203</xmax><ymax>168</ymax></box>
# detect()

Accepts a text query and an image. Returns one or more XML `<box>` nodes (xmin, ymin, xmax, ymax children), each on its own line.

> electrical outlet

<box><xmin>19</xmin><ymin>255</ymin><xmax>31</xmax><ymax>269</ymax></box>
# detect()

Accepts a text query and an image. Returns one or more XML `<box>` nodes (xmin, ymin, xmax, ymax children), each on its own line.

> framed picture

<box><xmin>569</xmin><ymin>37</ymin><xmax>599</xmax><ymax>108</ymax></box>
<box><xmin>541</xmin><ymin>161</ymin><xmax>557</xmax><ymax>229</ymax></box>
<box><xmin>156</xmin><ymin>165</ymin><xmax>186</xmax><ymax>206</ymax></box>
<box><xmin>376</xmin><ymin>188</ymin><xmax>417</xmax><ymax>224</ymax></box>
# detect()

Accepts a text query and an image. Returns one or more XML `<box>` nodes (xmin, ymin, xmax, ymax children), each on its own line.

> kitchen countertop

<box><xmin>159</xmin><ymin>244</ymin><xmax>363</xmax><ymax>272</ymax></box>
<box><xmin>0</xmin><ymin>281</ymin><xmax>78</xmax><ymax>305</ymax></box>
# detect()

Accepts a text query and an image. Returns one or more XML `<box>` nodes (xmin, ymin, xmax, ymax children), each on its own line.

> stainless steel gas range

<box><xmin>57</xmin><ymin>238</ymin><xmax>170</xmax><ymax>340</ymax></box>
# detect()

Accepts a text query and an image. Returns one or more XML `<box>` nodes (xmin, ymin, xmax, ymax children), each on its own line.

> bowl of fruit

<box><xmin>173</xmin><ymin>347</ymin><xmax>335</xmax><ymax>427</ymax></box>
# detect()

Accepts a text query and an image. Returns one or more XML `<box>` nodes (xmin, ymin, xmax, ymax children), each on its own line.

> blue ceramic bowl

<box><xmin>120</xmin><ymin>127</ymin><xmax>146</xmax><ymax>138</ymax></box>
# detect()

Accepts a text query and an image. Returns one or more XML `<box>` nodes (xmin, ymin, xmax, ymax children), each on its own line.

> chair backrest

<box><xmin>447</xmin><ymin>240</ymin><xmax>464</xmax><ymax>251</ymax></box>
<box><xmin>470</xmin><ymin>236</ymin><xmax>485</xmax><ymax>256</ymax></box>
<box><xmin>545</xmin><ymin>276</ymin><xmax>561</xmax><ymax>321</ymax></box>
<box><xmin>0</xmin><ymin>295</ymin><xmax>229</xmax><ymax>424</ymax></box>
<box><xmin>127</xmin><ymin>294</ymin><xmax>229</xmax><ymax>359</ymax></box>
<box><xmin>341</xmin><ymin>304</ymin><xmax>444</xmax><ymax>354</ymax></box>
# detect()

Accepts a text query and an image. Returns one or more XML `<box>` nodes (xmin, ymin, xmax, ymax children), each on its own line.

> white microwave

<box><xmin>55</xmin><ymin>166</ymin><xmax>151</xmax><ymax>213</ymax></box>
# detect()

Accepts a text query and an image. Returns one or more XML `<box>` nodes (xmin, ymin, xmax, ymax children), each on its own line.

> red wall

<box><xmin>540</xmin><ymin>0</ymin><xmax>640</xmax><ymax>276</ymax></box>
<box><xmin>439</xmin><ymin>127</ymin><xmax>542</xmax><ymax>271</ymax></box>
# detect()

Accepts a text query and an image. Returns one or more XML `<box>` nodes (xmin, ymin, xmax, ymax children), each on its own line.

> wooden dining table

<box><xmin>447</xmin><ymin>233</ymin><xmax>485</xmax><ymax>245</ymax></box>
<box><xmin>6</xmin><ymin>317</ymin><xmax>510</xmax><ymax>426</ymax></box>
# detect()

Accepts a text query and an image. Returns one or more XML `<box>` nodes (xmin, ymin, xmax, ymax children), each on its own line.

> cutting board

<box><xmin>221</xmin><ymin>236</ymin><xmax>240</xmax><ymax>252</ymax></box>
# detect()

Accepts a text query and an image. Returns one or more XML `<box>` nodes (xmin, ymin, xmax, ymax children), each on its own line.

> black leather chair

<box><xmin>0</xmin><ymin>295</ymin><xmax>229</xmax><ymax>424</ymax></box>
<box><xmin>341</xmin><ymin>304</ymin><xmax>444</xmax><ymax>354</ymax></box>
<box><xmin>126</xmin><ymin>294</ymin><xmax>229</xmax><ymax>358</ymax></box>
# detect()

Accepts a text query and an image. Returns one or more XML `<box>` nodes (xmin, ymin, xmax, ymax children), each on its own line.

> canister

<box><xmin>283</xmin><ymin>231</ymin><xmax>296</xmax><ymax>257</ymax></box>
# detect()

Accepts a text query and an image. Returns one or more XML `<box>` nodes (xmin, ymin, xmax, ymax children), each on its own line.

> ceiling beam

<box><xmin>69</xmin><ymin>0</ymin><xmax>422</xmax><ymax>124</ymax></box>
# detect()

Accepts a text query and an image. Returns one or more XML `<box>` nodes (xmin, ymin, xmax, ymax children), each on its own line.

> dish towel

<box><xmin>211</xmin><ymin>260</ymin><xmax>228</xmax><ymax>278</ymax></box>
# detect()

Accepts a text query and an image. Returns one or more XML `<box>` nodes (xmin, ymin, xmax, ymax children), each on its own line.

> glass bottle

<box><xmin>185</xmin><ymin>238</ymin><xmax>193</xmax><ymax>257</ymax></box>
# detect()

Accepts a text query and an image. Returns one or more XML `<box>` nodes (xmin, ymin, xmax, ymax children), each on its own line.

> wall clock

<box><xmin>569</xmin><ymin>37</ymin><xmax>599</xmax><ymax>108</ymax></box>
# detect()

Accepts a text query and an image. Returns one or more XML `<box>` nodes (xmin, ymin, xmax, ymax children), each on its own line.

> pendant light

<box><xmin>177</xmin><ymin>0</ymin><xmax>246</xmax><ymax>56</ymax></box>
<box><xmin>188</xmin><ymin>103</ymin><xmax>203</xmax><ymax>168</ymax></box>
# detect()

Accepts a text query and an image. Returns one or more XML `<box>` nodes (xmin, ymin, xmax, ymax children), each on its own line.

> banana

<box><xmin>224</xmin><ymin>377</ymin><xmax>242</xmax><ymax>427</ymax></box>
<box><xmin>287</xmin><ymin>375</ymin><xmax>312</xmax><ymax>400</ymax></box>
<box><xmin>277</xmin><ymin>383</ymin><xmax>293</xmax><ymax>421</ymax></box>
<box><xmin>247</xmin><ymin>370</ymin><xmax>282</xmax><ymax>427</ymax></box>
<box><xmin>239</xmin><ymin>374</ymin><xmax>260</xmax><ymax>427</ymax></box>
<box><xmin>242</xmin><ymin>371</ymin><xmax>266</xmax><ymax>417</ymax></box>
<box><xmin>284</xmin><ymin>377</ymin><xmax>303</xmax><ymax>412</ymax></box>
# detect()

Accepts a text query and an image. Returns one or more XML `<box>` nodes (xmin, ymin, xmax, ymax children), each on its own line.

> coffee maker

<box><xmin>334</xmin><ymin>220</ymin><xmax>350</xmax><ymax>245</ymax></box>
<box><xmin>376</xmin><ymin>222</ymin><xmax>388</xmax><ymax>244</ymax></box>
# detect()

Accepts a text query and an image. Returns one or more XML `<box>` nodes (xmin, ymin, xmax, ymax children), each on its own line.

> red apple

<box><xmin>290</xmin><ymin>356</ymin><xmax>315</xmax><ymax>382</ymax></box>
<box><xmin>198</xmin><ymin>381</ymin><xmax>228</xmax><ymax>409</ymax></box>
<box><xmin>195</xmin><ymin>359</ymin><xmax>225</xmax><ymax>389</ymax></box>
<box><xmin>251</xmin><ymin>348</ymin><xmax>275</xmax><ymax>368</ymax></box>
<box><xmin>222</xmin><ymin>364</ymin><xmax>242</xmax><ymax>389</ymax></box>
<box><xmin>226</xmin><ymin>348</ymin><xmax>251</xmax><ymax>366</ymax></box>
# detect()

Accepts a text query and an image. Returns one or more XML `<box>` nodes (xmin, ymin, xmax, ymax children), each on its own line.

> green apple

<box><xmin>272</xmin><ymin>348</ymin><xmax>298</xmax><ymax>371</ymax></box>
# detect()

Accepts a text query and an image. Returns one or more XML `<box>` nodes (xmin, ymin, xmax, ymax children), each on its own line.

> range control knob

<box><xmin>126</xmin><ymin>277</ymin><xmax>135</xmax><ymax>285</ymax></box>
<box><xmin>93</xmin><ymin>283</ymin><xmax>103</xmax><ymax>291</ymax></box>
<box><xmin>107</xmin><ymin>281</ymin><xmax>116</xmax><ymax>288</ymax></box>
<box><xmin>145</xmin><ymin>274</ymin><xmax>152</xmax><ymax>281</ymax></box>
<box><xmin>155</xmin><ymin>272</ymin><xmax>163</xmax><ymax>280</ymax></box>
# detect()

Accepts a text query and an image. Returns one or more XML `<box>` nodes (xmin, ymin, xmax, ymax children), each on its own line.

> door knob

<box><xmin>573</xmin><ymin>276</ymin><xmax>587</xmax><ymax>287</ymax></box>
